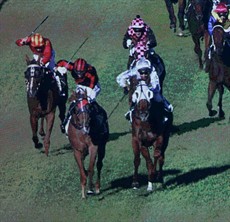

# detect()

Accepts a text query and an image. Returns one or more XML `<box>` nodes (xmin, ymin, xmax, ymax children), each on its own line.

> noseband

<box><xmin>71</xmin><ymin>98</ymin><xmax>91</xmax><ymax>133</ymax></box>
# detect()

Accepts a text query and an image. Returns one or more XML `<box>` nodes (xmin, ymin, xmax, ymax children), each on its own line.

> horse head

<box><xmin>212</xmin><ymin>25</ymin><xmax>226</xmax><ymax>57</ymax></box>
<box><xmin>132</xmin><ymin>80</ymin><xmax>153</xmax><ymax>121</ymax></box>
<box><xmin>189</xmin><ymin>0</ymin><xmax>206</xmax><ymax>22</ymax></box>
<box><xmin>70</xmin><ymin>87</ymin><xmax>91</xmax><ymax>134</ymax></box>
<box><xmin>24</xmin><ymin>58</ymin><xmax>46</xmax><ymax>98</ymax></box>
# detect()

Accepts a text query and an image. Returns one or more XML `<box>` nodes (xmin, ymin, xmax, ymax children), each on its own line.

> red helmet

<box><xmin>73</xmin><ymin>58</ymin><xmax>88</xmax><ymax>78</ymax></box>
<box><xmin>214</xmin><ymin>3</ymin><xmax>228</xmax><ymax>13</ymax></box>
<box><xmin>31</xmin><ymin>33</ymin><xmax>44</xmax><ymax>47</ymax></box>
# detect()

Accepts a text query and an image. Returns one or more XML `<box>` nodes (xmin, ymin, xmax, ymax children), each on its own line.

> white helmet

<box><xmin>135</xmin><ymin>57</ymin><xmax>151</xmax><ymax>74</ymax></box>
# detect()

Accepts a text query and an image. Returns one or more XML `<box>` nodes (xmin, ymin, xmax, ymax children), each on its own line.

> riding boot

<box><xmin>125</xmin><ymin>102</ymin><xmax>135</xmax><ymax>121</ymax></box>
<box><xmin>60</xmin><ymin>101</ymin><xmax>76</xmax><ymax>133</ymax></box>
<box><xmin>162</xmin><ymin>97</ymin><xmax>173</xmax><ymax>112</ymax></box>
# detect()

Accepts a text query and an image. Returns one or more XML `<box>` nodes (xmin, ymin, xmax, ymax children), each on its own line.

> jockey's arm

<box><xmin>56</xmin><ymin>60</ymin><xmax>74</xmax><ymax>71</ymax></box>
<box><xmin>41</xmin><ymin>40</ymin><xmax>52</xmax><ymax>65</ymax></box>
<box><xmin>147</xmin><ymin>28</ymin><xmax>157</xmax><ymax>48</ymax></box>
<box><xmin>15</xmin><ymin>36</ymin><xmax>30</xmax><ymax>46</ymax></box>
<box><xmin>149</xmin><ymin>69</ymin><xmax>161</xmax><ymax>93</ymax></box>
<box><xmin>123</xmin><ymin>31</ymin><xmax>132</xmax><ymax>49</ymax></box>
<box><xmin>116</xmin><ymin>70</ymin><xmax>134</xmax><ymax>88</ymax></box>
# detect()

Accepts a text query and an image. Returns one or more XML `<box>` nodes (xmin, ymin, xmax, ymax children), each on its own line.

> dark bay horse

<box><xmin>206</xmin><ymin>25</ymin><xmax>230</xmax><ymax>118</ymax></box>
<box><xmin>186</xmin><ymin>0</ymin><xmax>212</xmax><ymax>69</ymax></box>
<box><xmin>67</xmin><ymin>87</ymin><xmax>109</xmax><ymax>199</ymax></box>
<box><xmin>130</xmin><ymin>80</ymin><xmax>173</xmax><ymax>191</ymax></box>
<box><xmin>164</xmin><ymin>0</ymin><xmax>187</xmax><ymax>35</ymax></box>
<box><xmin>25</xmin><ymin>57</ymin><xmax>59</xmax><ymax>156</ymax></box>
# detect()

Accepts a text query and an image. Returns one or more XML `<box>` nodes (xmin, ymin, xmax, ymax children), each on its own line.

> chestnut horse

<box><xmin>67</xmin><ymin>87</ymin><xmax>109</xmax><ymax>199</ymax></box>
<box><xmin>130</xmin><ymin>79</ymin><xmax>173</xmax><ymax>191</ymax></box>
<box><xmin>186</xmin><ymin>0</ymin><xmax>212</xmax><ymax>69</ymax></box>
<box><xmin>206</xmin><ymin>25</ymin><xmax>230</xmax><ymax>118</ymax></box>
<box><xmin>25</xmin><ymin>57</ymin><xmax>59</xmax><ymax>156</ymax></box>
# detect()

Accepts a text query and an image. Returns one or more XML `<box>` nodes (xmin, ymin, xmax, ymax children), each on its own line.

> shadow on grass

<box><xmin>102</xmin><ymin>164</ymin><xmax>230</xmax><ymax>195</ymax></box>
<box><xmin>108</xmin><ymin>131</ymin><xmax>130</xmax><ymax>141</ymax></box>
<box><xmin>171</xmin><ymin>117</ymin><xmax>222</xmax><ymax>135</ymax></box>
<box><xmin>165</xmin><ymin>164</ymin><xmax>230</xmax><ymax>188</ymax></box>
<box><xmin>102</xmin><ymin>169</ymin><xmax>181</xmax><ymax>195</ymax></box>
<box><xmin>0</xmin><ymin>0</ymin><xmax>9</xmax><ymax>12</ymax></box>
<box><xmin>40</xmin><ymin>144</ymin><xmax>73</xmax><ymax>156</ymax></box>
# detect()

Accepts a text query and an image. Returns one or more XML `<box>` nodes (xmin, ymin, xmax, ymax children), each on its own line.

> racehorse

<box><xmin>67</xmin><ymin>87</ymin><xmax>109</xmax><ymax>199</ymax></box>
<box><xmin>25</xmin><ymin>56</ymin><xmax>59</xmax><ymax>156</ymax></box>
<box><xmin>206</xmin><ymin>25</ymin><xmax>230</xmax><ymax>118</ymax></box>
<box><xmin>164</xmin><ymin>0</ymin><xmax>187</xmax><ymax>35</ymax></box>
<box><xmin>130</xmin><ymin>79</ymin><xmax>173</xmax><ymax>191</ymax></box>
<box><xmin>186</xmin><ymin>0</ymin><xmax>212</xmax><ymax>69</ymax></box>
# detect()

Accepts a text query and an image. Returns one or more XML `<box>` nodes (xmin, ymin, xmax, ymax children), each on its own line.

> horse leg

<box><xmin>30</xmin><ymin>115</ymin><xmax>43</xmax><ymax>149</ymax></box>
<box><xmin>206</xmin><ymin>80</ymin><xmax>218</xmax><ymax>117</ymax></box>
<box><xmin>217</xmin><ymin>84</ymin><xmax>225</xmax><ymax>118</ymax></box>
<box><xmin>39</xmin><ymin>117</ymin><xmax>45</xmax><ymax>137</ymax></box>
<box><xmin>164</xmin><ymin>0</ymin><xmax>177</xmax><ymax>31</ymax></box>
<box><xmin>95</xmin><ymin>142</ymin><xmax>106</xmax><ymax>194</ymax></box>
<box><xmin>192</xmin><ymin>36</ymin><xmax>203</xmax><ymax>69</ymax></box>
<box><xmin>177</xmin><ymin>0</ymin><xmax>186</xmax><ymax>36</ymax></box>
<box><xmin>132</xmin><ymin>139</ymin><xmax>141</xmax><ymax>189</ymax></box>
<box><xmin>43</xmin><ymin>113</ymin><xmax>55</xmax><ymax>156</ymax></box>
<box><xmin>74</xmin><ymin>149</ymin><xmax>87</xmax><ymax>199</ymax></box>
<box><xmin>87</xmin><ymin>145</ymin><xmax>98</xmax><ymax>195</ymax></box>
<box><xmin>153</xmin><ymin>136</ymin><xmax>164</xmax><ymax>188</ymax></box>
<box><xmin>140</xmin><ymin>146</ymin><xmax>154</xmax><ymax>192</ymax></box>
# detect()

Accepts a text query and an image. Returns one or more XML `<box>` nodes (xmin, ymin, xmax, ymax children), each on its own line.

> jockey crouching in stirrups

<box><xmin>55</xmin><ymin>58</ymin><xmax>101</xmax><ymax>134</ymax></box>
<box><xmin>116</xmin><ymin>57</ymin><xmax>173</xmax><ymax>122</ymax></box>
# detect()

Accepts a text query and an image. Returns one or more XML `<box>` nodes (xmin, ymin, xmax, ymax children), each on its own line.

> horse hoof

<box><xmin>132</xmin><ymin>182</ymin><xmax>139</xmax><ymax>189</ymax></box>
<box><xmin>35</xmin><ymin>143</ymin><xmax>43</xmax><ymax>149</ymax></box>
<box><xmin>219</xmin><ymin>110</ymin><xmax>225</xmax><ymax>119</ymax></box>
<box><xmin>87</xmin><ymin>190</ymin><xmax>94</xmax><ymax>195</ymax></box>
<box><xmin>209</xmin><ymin>110</ymin><xmax>217</xmax><ymax>117</ymax></box>
<box><xmin>39</xmin><ymin>132</ymin><xmax>45</xmax><ymax>137</ymax></box>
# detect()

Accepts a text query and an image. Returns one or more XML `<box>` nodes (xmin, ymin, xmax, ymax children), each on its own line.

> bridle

<box><xmin>71</xmin><ymin>98</ymin><xmax>91</xmax><ymax>134</ymax></box>
<box><xmin>132</xmin><ymin>81</ymin><xmax>153</xmax><ymax>122</ymax></box>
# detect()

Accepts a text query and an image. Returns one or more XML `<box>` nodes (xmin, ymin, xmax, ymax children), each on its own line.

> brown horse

<box><xmin>186</xmin><ymin>0</ymin><xmax>212</xmax><ymax>69</ymax></box>
<box><xmin>130</xmin><ymin>79</ymin><xmax>173</xmax><ymax>191</ymax></box>
<box><xmin>25</xmin><ymin>57</ymin><xmax>59</xmax><ymax>156</ymax></box>
<box><xmin>206</xmin><ymin>25</ymin><xmax>230</xmax><ymax>118</ymax></box>
<box><xmin>164</xmin><ymin>0</ymin><xmax>187</xmax><ymax>35</ymax></box>
<box><xmin>67</xmin><ymin>87</ymin><xmax>109</xmax><ymax>199</ymax></box>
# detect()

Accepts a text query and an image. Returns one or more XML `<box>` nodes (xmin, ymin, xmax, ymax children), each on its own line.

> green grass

<box><xmin>0</xmin><ymin>1</ymin><xmax>230</xmax><ymax>222</ymax></box>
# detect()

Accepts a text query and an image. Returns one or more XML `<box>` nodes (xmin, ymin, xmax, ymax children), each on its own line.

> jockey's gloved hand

<box><xmin>123</xmin><ymin>87</ymin><xmax>129</xmax><ymax>95</ymax></box>
<box><xmin>53</xmin><ymin>67</ymin><xmax>67</xmax><ymax>76</ymax></box>
<box><xmin>126</xmin><ymin>39</ymin><xmax>132</xmax><ymax>48</ymax></box>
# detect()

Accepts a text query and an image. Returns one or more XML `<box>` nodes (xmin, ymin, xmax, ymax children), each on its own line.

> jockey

<box><xmin>205</xmin><ymin>2</ymin><xmax>229</xmax><ymax>71</ymax></box>
<box><xmin>55</xmin><ymin>58</ymin><xmax>101</xmax><ymax>133</ymax></box>
<box><xmin>15</xmin><ymin>33</ymin><xmax>63</xmax><ymax>94</ymax></box>
<box><xmin>116</xmin><ymin>57</ymin><xmax>173</xmax><ymax>121</ymax></box>
<box><xmin>123</xmin><ymin>15</ymin><xmax>157</xmax><ymax>69</ymax></box>
<box><xmin>208</xmin><ymin>2</ymin><xmax>229</xmax><ymax>36</ymax></box>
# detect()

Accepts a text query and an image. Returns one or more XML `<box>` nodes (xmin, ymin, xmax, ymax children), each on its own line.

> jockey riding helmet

<box><xmin>31</xmin><ymin>33</ymin><xmax>45</xmax><ymax>48</ymax></box>
<box><xmin>214</xmin><ymin>2</ymin><xmax>228</xmax><ymax>14</ymax></box>
<box><xmin>72</xmin><ymin>58</ymin><xmax>88</xmax><ymax>79</ymax></box>
<box><xmin>136</xmin><ymin>57</ymin><xmax>151</xmax><ymax>75</ymax></box>
<box><xmin>131</xmin><ymin>15</ymin><xmax>145</xmax><ymax>33</ymax></box>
